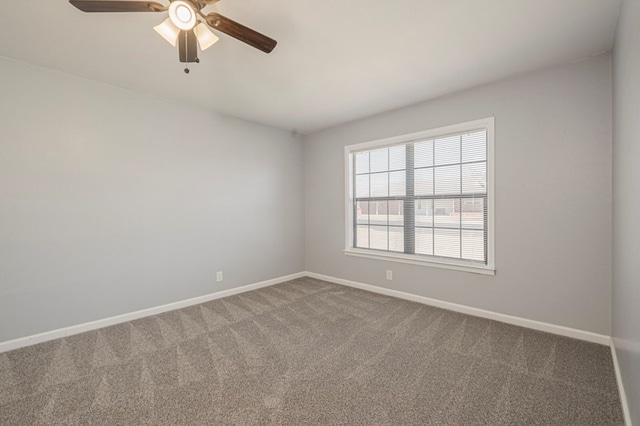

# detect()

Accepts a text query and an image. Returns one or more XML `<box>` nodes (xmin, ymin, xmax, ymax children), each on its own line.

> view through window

<box><xmin>346</xmin><ymin>119</ymin><xmax>493</xmax><ymax>271</ymax></box>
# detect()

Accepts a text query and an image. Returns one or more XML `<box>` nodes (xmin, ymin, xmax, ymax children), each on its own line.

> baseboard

<box><xmin>305</xmin><ymin>272</ymin><xmax>611</xmax><ymax>346</ymax></box>
<box><xmin>611</xmin><ymin>340</ymin><xmax>633</xmax><ymax>426</ymax></box>
<box><xmin>0</xmin><ymin>269</ymin><xmax>611</xmax><ymax>351</ymax></box>
<box><xmin>0</xmin><ymin>272</ymin><xmax>305</xmax><ymax>354</ymax></box>
<box><xmin>1</xmin><ymin>269</ymin><xmax>626</xmax><ymax>420</ymax></box>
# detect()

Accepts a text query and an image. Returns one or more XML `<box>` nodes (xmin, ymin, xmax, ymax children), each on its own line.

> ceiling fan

<box><xmin>69</xmin><ymin>0</ymin><xmax>277</xmax><ymax>73</ymax></box>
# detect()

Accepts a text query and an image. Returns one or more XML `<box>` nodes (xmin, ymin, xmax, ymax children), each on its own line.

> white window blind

<box><xmin>346</xmin><ymin>119</ymin><xmax>494</xmax><ymax>272</ymax></box>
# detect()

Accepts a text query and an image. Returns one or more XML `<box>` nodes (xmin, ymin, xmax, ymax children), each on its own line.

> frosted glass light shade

<box><xmin>168</xmin><ymin>1</ymin><xmax>196</xmax><ymax>30</ymax></box>
<box><xmin>194</xmin><ymin>23</ymin><xmax>219</xmax><ymax>51</ymax></box>
<box><xmin>154</xmin><ymin>18</ymin><xmax>180</xmax><ymax>46</ymax></box>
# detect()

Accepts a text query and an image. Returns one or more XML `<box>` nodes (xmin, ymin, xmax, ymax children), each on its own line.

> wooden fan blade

<box><xmin>69</xmin><ymin>1</ymin><xmax>166</xmax><ymax>12</ymax></box>
<box><xmin>204</xmin><ymin>13</ymin><xmax>277</xmax><ymax>53</ymax></box>
<box><xmin>178</xmin><ymin>30</ymin><xmax>198</xmax><ymax>63</ymax></box>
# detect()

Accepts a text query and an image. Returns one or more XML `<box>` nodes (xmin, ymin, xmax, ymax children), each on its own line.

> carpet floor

<box><xmin>0</xmin><ymin>277</ymin><xmax>624</xmax><ymax>425</ymax></box>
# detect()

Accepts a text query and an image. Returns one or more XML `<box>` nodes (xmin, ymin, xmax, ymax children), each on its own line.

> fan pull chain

<box><xmin>184</xmin><ymin>31</ymin><xmax>190</xmax><ymax>74</ymax></box>
<box><xmin>183</xmin><ymin>30</ymin><xmax>199</xmax><ymax>74</ymax></box>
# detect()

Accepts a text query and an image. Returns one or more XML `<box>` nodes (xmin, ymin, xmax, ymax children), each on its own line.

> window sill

<box><xmin>343</xmin><ymin>249</ymin><xmax>495</xmax><ymax>275</ymax></box>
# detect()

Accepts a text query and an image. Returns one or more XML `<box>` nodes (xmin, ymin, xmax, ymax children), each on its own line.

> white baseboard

<box><xmin>0</xmin><ymin>270</ymin><xmax>612</xmax><ymax>351</ymax></box>
<box><xmin>1</xmin><ymin>269</ymin><xmax>628</xmax><ymax>421</ymax></box>
<box><xmin>0</xmin><ymin>272</ymin><xmax>305</xmax><ymax>354</ymax></box>
<box><xmin>611</xmin><ymin>340</ymin><xmax>633</xmax><ymax>426</ymax></box>
<box><xmin>305</xmin><ymin>272</ymin><xmax>611</xmax><ymax>346</ymax></box>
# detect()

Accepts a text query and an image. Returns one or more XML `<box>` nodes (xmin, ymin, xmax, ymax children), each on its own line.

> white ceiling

<box><xmin>0</xmin><ymin>0</ymin><xmax>621</xmax><ymax>134</ymax></box>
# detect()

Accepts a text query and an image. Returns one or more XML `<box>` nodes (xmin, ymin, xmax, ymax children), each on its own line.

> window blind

<box><xmin>352</xmin><ymin>129</ymin><xmax>488</xmax><ymax>264</ymax></box>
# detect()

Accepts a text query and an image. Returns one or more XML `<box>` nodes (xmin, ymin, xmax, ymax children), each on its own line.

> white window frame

<box><xmin>344</xmin><ymin>118</ymin><xmax>495</xmax><ymax>275</ymax></box>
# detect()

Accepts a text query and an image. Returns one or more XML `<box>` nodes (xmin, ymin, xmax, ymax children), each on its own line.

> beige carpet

<box><xmin>0</xmin><ymin>277</ymin><xmax>624</xmax><ymax>425</ymax></box>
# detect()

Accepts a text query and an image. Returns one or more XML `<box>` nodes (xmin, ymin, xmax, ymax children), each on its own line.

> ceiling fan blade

<box><xmin>204</xmin><ymin>13</ymin><xmax>277</xmax><ymax>53</ymax></box>
<box><xmin>178</xmin><ymin>30</ymin><xmax>198</xmax><ymax>63</ymax></box>
<box><xmin>69</xmin><ymin>1</ymin><xmax>167</xmax><ymax>12</ymax></box>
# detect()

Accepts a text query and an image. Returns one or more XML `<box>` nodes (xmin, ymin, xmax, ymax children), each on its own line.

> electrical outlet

<box><xmin>216</xmin><ymin>271</ymin><xmax>223</xmax><ymax>282</ymax></box>
<box><xmin>386</xmin><ymin>270</ymin><xmax>393</xmax><ymax>280</ymax></box>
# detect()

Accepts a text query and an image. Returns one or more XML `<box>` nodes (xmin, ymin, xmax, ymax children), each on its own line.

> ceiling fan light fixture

<box><xmin>154</xmin><ymin>18</ymin><xmax>180</xmax><ymax>46</ymax></box>
<box><xmin>168</xmin><ymin>0</ymin><xmax>196</xmax><ymax>30</ymax></box>
<box><xmin>194</xmin><ymin>22</ymin><xmax>219</xmax><ymax>51</ymax></box>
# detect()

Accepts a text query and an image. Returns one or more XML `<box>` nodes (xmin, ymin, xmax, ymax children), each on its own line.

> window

<box><xmin>344</xmin><ymin>118</ymin><xmax>494</xmax><ymax>274</ymax></box>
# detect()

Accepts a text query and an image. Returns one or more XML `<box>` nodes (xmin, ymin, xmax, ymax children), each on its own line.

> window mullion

<box><xmin>353</xmin><ymin>154</ymin><xmax>357</xmax><ymax>248</ymax></box>
<box><xmin>432</xmin><ymin>140</ymin><xmax>435</xmax><ymax>256</ymax></box>
<box><xmin>404</xmin><ymin>143</ymin><xmax>415</xmax><ymax>254</ymax></box>
<box><xmin>459</xmin><ymin>135</ymin><xmax>463</xmax><ymax>259</ymax></box>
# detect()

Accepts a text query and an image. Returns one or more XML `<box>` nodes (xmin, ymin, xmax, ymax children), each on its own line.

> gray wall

<box><xmin>304</xmin><ymin>54</ymin><xmax>612</xmax><ymax>335</ymax></box>
<box><xmin>612</xmin><ymin>0</ymin><xmax>640</xmax><ymax>422</ymax></box>
<box><xmin>0</xmin><ymin>57</ymin><xmax>305</xmax><ymax>342</ymax></box>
